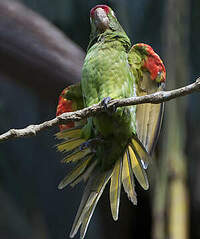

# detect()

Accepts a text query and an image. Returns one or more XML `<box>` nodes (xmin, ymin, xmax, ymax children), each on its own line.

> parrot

<box><xmin>56</xmin><ymin>5</ymin><xmax>166</xmax><ymax>239</ymax></box>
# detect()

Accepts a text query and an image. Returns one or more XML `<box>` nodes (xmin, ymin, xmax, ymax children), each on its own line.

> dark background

<box><xmin>0</xmin><ymin>0</ymin><xmax>199</xmax><ymax>238</ymax></box>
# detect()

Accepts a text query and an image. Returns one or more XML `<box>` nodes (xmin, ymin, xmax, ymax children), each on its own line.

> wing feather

<box><xmin>128</xmin><ymin>43</ymin><xmax>165</xmax><ymax>155</ymax></box>
<box><xmin>136</xmin><ymin>101</ymin><xmax>164</xmax><ymax>155</ymax></box>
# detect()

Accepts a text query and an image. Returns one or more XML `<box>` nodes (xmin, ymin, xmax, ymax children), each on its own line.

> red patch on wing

<box><xmin>56</xmin><ymin>87</ymin><xmax>75</xmax><ymax>131</ymax></box>
<box><xmin>134</xmin><ymin>43</ymin><xmax>166</xmax><ymax>82</ymax></box>
<box><xmin>90</xmin><ymin>5</ymin><xmax>110</xmax><ymax>18</ymax></box>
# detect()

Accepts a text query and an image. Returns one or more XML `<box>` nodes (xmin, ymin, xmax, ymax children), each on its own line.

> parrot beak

<box><xmin>93</xmin><ymin>8</ymin><xmax>109</xmax><ymax>32</ymax></box>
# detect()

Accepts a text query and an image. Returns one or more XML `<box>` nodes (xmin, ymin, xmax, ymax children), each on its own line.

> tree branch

<box><xmin>0</xmin><ymin>78</ymin><xmax>200</xmax><ymax>142</ymax></box>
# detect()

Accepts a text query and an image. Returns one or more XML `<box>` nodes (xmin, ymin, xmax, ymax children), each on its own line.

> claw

<box><xmin>80</xmin><ymin>141</ymin><xmax>90</xmax><ymax>150</ymax></box>
<box><xmin>101</xmin><ymin>97</ymin><xmax>111</xmax><ymax>110</ymax></box>
<box><xmin>80</xmin><ymin>138</ymin><xmax>103</xmax><ymax>151</ymax></box>
<box><xmin>101</xmin><ymin>97</ymin><xmax>116</xmax><ymax>114</ymax></box>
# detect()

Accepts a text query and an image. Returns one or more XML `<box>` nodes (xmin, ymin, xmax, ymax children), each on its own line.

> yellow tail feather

<box><xmin>131</xmin><ymin>136</ymin><xmax>150</xmax><ymax>169</ymax></box>
<box><xmin>80</xmin><ymin>177</ymin><xmax>110</xmax><ymax>239</ymax></box>
<box><xmin>70</xmin><ymin>168</ymin><xmax>112</xmax><ymax>238</ymax></box>
<box><xmin>122</xmin><ymin>151</ymin><xmax>137</xmax><ymax>205</ymax></box>
<box><xmin>58</xmin><ymin>155</ymin><xmax>93</xmax><ymax>190</ymax></box>
<box><xmin>110</xmin><ymin>159</ymin><xmax>122</xmax><ymax>221</ymax></box>
<box><xmin>70</xmin><ymin>191</ymin><xmax>98</xmax><ymax>238</ymax></box>
<box><xmin>80</xmin><ymin>204</ymin><xmax>94</xmax><ymax>239</ymax></box>
<box><xmin>56</xmin><ymin>127</ymin><xmax>82</xmax><ymax>140</ymax></box>
<box><xmin>57</xmin><ymin>138</ymin><xmax>85</xmax><ymax>152</ymax></box>
<box><xmin>62</xmin><ymin>148</ymin><xmax>91</xmax><ymax>164</ymax></box>
<box><xmin>128</xmin><ymin>145</ymin><xmax>149</xmax><ymax>190</ymax></box>
<box><xmin>70</xmin><ymin>161</ymin><xmax>97</xmax><ymax>187</ymax></box>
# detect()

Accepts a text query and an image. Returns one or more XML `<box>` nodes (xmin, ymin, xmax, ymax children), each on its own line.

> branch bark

<box><xmin>0</xmin><ymin>78</ymin><xmax>200</xmax><ymax>142</ymax></box>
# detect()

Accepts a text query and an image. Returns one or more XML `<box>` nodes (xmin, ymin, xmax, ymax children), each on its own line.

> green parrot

<box><xmin>56</xmin><ymin>5</ymin><xmax>166</xmax><ymax>239</ymax></box>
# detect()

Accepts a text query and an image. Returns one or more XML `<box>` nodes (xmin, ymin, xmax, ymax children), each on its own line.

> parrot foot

<box><xmin>101</xmin><ymin>97</ymin><xmax>111</xmax><ymax>110</ymax></box>
<box><xmin>80</xmin><ymin>137</ymin><xmax>103</xmax><ymax>151</ymax></box>
<box><xmin>101</xmin><ymin>97</ymin><xmax>116</xmax><ymax>114</ymax></box>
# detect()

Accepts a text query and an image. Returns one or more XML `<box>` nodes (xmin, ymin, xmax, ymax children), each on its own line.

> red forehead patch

<box><xmin>90</xmin><ymin>5</ymin><xmax>110</xmax><ymax>18</ymax></box>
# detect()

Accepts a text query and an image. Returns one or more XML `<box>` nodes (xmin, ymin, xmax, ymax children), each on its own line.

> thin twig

<box><xmin>0</xmin><ymin>78</ymin><xmax>200</xmax><ymax>142</ymax></box>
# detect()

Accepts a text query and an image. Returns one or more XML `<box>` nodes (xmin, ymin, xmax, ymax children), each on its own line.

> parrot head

<box><xmin>90</xmin><ymin>5</ymin><xmax>111</xmax><ymax>32</ymax></box>
<box><xmin>89</xmin><ymin>5</ymin><xmax>127</xmax><ymax>46</ymax></box>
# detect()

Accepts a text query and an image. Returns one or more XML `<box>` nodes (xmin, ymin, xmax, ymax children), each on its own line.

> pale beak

<box><xmin>94</xmin><ymin>8</ymin><xmax>109</xmax><ymax>32</ymax></box>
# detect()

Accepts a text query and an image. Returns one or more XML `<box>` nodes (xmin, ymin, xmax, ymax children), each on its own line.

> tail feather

<box><xmin>56</xmin><ymin>124</ymin><xmax>151</xmax><ymax>238</ymax></box>
<box><xmin>80</xmin><ymin>177</ymin><xmax>110</xmax><ymax>239</ymax></box>
<box><xmin>80</xmin><ymin>204</ymin><xmax>94</xmax><ymax>239</ymax></box>
<box><xmin>128</xmin><ymin>145</ymin><xmax>149</xmax><ymax>190</ymax></box>
<box><xmin>122</xmin><ymin>151</ymin><xmax>137</xmax><ymax>205</ymax></box>
<box><xmin>58</xmin><ymin>155</ymin><xmax>93</xmax><ymax>190</ymax></box>
<box><xmin>57</xmin><ymin>138</ymin><xmax>85</xmax><ymax>152</ymax></box>
<box><xmin>56</xmin><ymin>126</ymin><xmax>94</xmax><ymax>165</ymax></box>
<box><xmin>62</xmin><ymin>148</ymin><xmax>91</xmax><ymax>163</ymax></box>
<box><xmin>70</xmin><ymin>191</ymin><xmax>97</xmax><ymax>238</ymax></box>
<box><xmin>131</xmin><ymin>135</ymin><xmax>150</xmax><ymax>169</ymax></box>
<box><xmin>70</xmin><ymin>161</ymin><xmax>97</xmax><ymax>187</ymax></box>
<box><xmin>109</xmin><ymin>159</ymin><xmax>122</xmax><ymax>221</ymax></box>
<box><xmin>56</xmin><ymin>126</ymin><xmax>82</xmax><ymax>140</ymax></box>
<box><xmin>70</xmin><ymin>168</ymin><xmax>112</xmax><ymax>238</ymax></box>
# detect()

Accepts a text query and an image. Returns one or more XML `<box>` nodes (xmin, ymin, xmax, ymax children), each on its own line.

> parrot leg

<box><xmin>80</xmin><ymin>137</ymin><xmax>103</xmax><ymax>151</ymax></box>
<box><xmin>101</xmin><ymin>97</ymin><xmax>111</xmax><ymax>109</ymax></box>
<box><xmin>101</xmin><ymin>97</ymin><xmax>116</xmax><ymax>114</ymax></box>
<box><xmin>158</xmin><ymin>81</ymin><xmax>166</xmax><ymax>89</ymax></box>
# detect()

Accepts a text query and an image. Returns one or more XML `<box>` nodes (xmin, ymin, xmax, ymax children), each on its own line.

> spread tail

<box><xmin>56</xmin><ymin>127</ymin><xmax>150</xmax><ymax>238</ymax></box>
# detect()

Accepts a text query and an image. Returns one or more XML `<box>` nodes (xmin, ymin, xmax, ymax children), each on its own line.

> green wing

<box><xmin>128</xmin><ymin>43</ymin><xmax>165</xmax><ymax>155</ymax></box>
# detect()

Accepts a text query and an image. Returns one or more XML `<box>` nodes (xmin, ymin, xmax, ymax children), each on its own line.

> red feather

<box><xmin>134</xmin><ymin>43</ymin><xmax>166</xmax><ymax>82</ymax></box>
<box><xmin>90</xmin><ymin>5</ymin><xmax>110</xmax><ymax>18</ymax></box>
<box><xmin>56</xmin><ymin>87</ymin><xmax>75</xmax><ymax>131</ymax></box>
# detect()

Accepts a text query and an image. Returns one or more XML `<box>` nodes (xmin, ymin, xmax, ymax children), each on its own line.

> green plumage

<box><xmin>56</xmin><ymin>5</ymin><xmax>165</xmax><ymax>239</ymax></box>
<box><xmin>81</xmin><ymin>28</ymin><xmax>137</xmax><ymax>170</ymax></box>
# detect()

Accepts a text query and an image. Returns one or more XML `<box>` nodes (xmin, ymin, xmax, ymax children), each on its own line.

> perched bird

<box><xmin>56</xmin><ymin>5</ymin><xmax>166</xmax><ymax>239</ymax></box>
